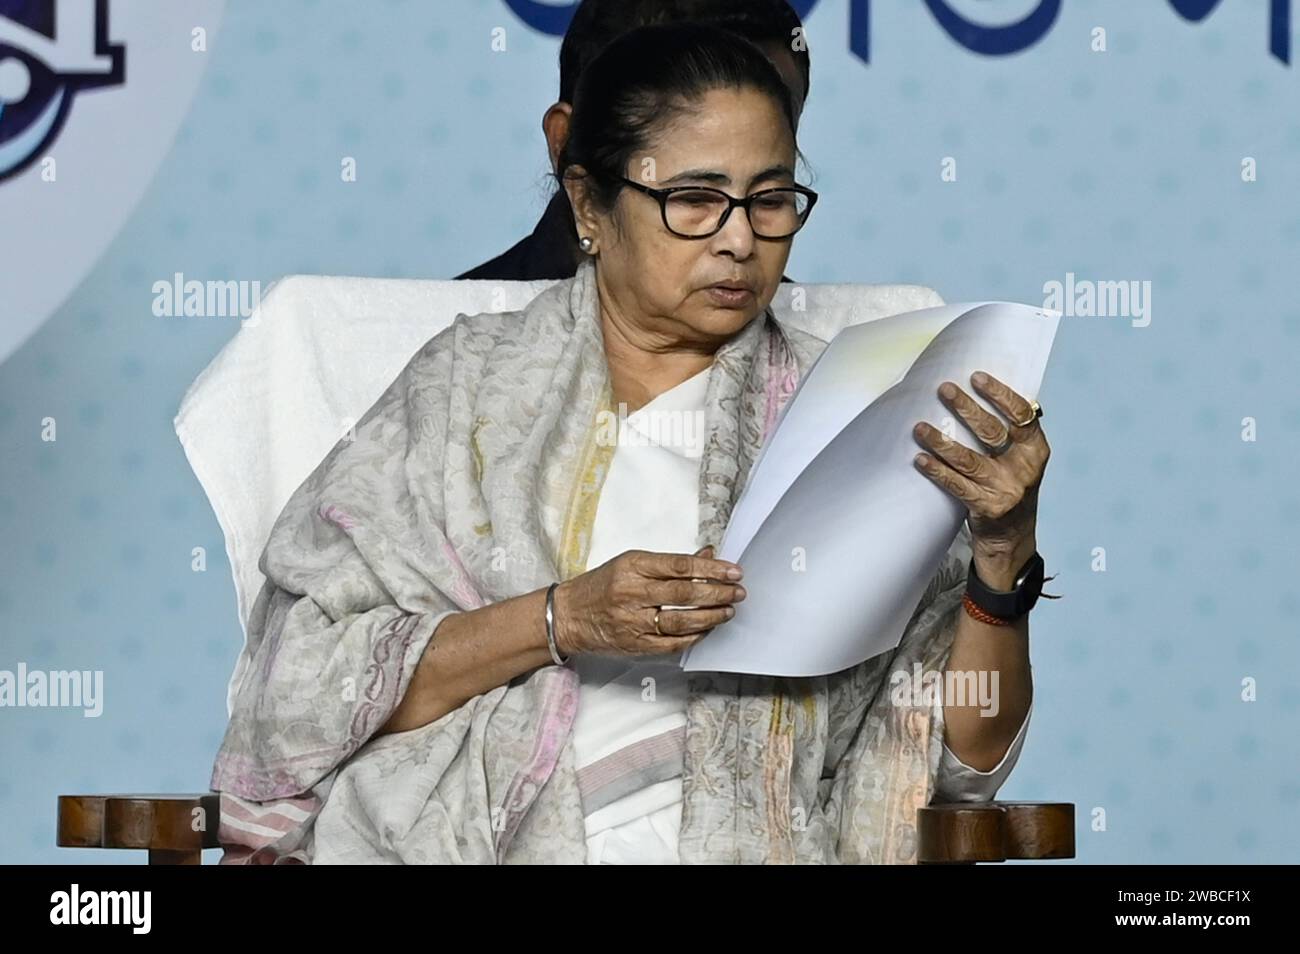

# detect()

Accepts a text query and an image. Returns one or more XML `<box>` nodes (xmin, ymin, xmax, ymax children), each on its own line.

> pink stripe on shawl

<box><xmin>318</xmin><ymin>503</ymin><xmax>357</xmax><ymax>531</ymax></box>
<box><xmin>216</xmin><ymin>791</ymin><xmax>320</xmax><ymax>865</ymax></box>
<box><xmin>762</xmin><ymin>329</ymin><xmax>800</xmax><ymax>441</ymax></box>
<box><xmin>494</xmin><ymin>666</ymin><xmax>580</xmax><ymax>862</ymax></box>
<box><xmin>441</xmin><ymin>539</ymin><xmax>487</xmax><ymax>608</ymax></box>
<box><xmin>575</xmin><ymin>725</ymin><xmax>686</xmax><ymax>808</ymax></box>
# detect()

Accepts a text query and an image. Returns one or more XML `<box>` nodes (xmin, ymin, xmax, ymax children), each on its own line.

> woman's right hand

<box><xmin>553</xmin><ymin>546</ymin><xmax>746</xmax><ymax>657</ymax></box>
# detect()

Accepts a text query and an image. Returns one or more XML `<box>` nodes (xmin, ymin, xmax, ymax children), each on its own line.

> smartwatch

<box><xmin>964</xmin><ymin>551</ymin><xmax>1045</xmax><ymax>621</ymax></box>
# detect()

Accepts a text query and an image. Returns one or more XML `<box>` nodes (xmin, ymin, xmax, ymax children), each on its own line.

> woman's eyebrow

<box><xmin>660</xmin><ymin>168</ymin><xmax>730</xmax><ymax>185</ymax></box>
<box><xmin>659</xmin><ymin>165</ymin><xmax>795</xmax><ymax>187</ymax></box>
<box><xmin>747</xmin><ymin>165</ymin><xmax>796</xmax><ymax>187</ymax></box>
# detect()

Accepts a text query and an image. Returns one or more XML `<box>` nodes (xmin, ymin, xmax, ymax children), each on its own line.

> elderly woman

<box><xmin>212</xmin><ymin>22</ymin><xmax>1050</xmax><ymax>865</ymax></box>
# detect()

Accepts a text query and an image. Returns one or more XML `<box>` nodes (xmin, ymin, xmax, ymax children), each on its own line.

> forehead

<box><xmin>633</xmin><ymin>87</ymin><xmax>794</xmax><ymax>180</ymax></box>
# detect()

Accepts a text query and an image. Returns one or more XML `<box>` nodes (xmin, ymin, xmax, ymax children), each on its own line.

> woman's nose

<box><xmin>711</xmin><ymin>204</ymin><xmax>758</xmax><ymax>258</ymax></box>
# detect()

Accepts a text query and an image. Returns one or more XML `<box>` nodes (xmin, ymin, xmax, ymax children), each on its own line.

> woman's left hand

<box><xmin>911</xmin><ymin>371</ymin><xmax>1050</xmax><ymax>578</ymax></box>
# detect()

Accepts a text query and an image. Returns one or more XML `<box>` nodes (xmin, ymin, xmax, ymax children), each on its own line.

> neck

<box><xmin>596</xmin><ymin>284</ymin><xmax>716</xmax><ymax>414</ymax></box>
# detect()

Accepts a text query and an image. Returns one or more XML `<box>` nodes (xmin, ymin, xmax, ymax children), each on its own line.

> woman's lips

<box><xmin>705</xmin><ymin>284</ymin><xmax>755</xmax><ymax>307</ymax></box>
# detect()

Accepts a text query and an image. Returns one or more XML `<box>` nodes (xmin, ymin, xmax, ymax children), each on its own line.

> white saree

<box><xmin>210</xmin><ymin>257</ymin><xmax>1016</xmax><ymax>864</ymax></box>
<box><xmin>573</xmin><ymin>363</ymin><xmax>1029</xmax><ymax>864</ymax></box>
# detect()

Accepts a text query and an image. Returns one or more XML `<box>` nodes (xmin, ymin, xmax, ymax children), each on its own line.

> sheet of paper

<box><xmin>681</xmin><ymin>302</ymin><xmax>1060</xmax><ymax>676</ymax></box>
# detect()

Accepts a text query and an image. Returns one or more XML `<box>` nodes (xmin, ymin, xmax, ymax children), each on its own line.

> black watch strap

<box><xmin>965</xmin><ymin>551</ymin><xmax>1045</xmax><ymax>620</ymax></box>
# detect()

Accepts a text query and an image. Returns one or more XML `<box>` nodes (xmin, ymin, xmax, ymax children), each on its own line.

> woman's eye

<box><xmin>676</xmin><ymin>194</ymin><xmax>721</xmax><ymax>207</ymax></box>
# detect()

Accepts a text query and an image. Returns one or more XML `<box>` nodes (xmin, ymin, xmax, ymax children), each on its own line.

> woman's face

<box><xmin>570</xmin><ymin>86</ymin><xmax>799</xmax><ymax>351</ymax></box>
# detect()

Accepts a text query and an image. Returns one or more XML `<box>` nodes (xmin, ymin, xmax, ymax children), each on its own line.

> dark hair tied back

<box><xmin>556</xmin><ymin>22</ymin><xmax>800</xmax><ymax>216</ymax></box>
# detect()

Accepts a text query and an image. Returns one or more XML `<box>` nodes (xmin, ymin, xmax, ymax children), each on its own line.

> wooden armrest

<box><xmin>917</xmin><ymin>800</ymin><xmax>1074</xmax><ymax>863</ymax></box>
<box><xmin>57</xmin><ymin>793</ymin><xmax>1073</xmax><ymax>864</ymax></box>
<box><xmin>57</xmin><ymin>793</ymin><xmax>221</xmax><ymax>865</ymax></box>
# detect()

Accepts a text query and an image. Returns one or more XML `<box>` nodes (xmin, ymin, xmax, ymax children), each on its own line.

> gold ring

<box><xmin>654</xmin><ymin>608</ymin><xmax>663</xmax><ymax>636</ymax></box>
<box><xmin>1012</xmin><ymin>400</ymin><xmax>1043</xmax><ymax>429</ymax></box>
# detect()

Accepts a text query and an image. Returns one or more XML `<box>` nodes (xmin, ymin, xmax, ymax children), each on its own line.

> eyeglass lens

<box><xmin>664</xmin><ymin>189</ymin><xmax>810</xmax><ymax>237</ymax></box>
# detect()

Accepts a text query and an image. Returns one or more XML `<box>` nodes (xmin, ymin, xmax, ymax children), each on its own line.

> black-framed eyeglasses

<box><xmin>618</xmin><ymin>176</ymin><xmax>818</xmax><ymax>240</ymax></box>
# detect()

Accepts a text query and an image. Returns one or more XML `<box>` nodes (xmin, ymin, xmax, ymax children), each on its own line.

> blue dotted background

<box><xmin>0</xmin><ymin>0</ymin><xmax>1297</xmax><ymax>862</ymax></box>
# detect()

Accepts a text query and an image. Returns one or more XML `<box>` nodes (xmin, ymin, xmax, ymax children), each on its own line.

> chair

<box><xmin>57</xmin><ymin>794</ymin><xmax>1073</xmax><ymax>864</ymax></box>
<box><xmin>56</xmin><ymin>273</ymin><xmax>1075</xmax><ymax>864</ymax></box>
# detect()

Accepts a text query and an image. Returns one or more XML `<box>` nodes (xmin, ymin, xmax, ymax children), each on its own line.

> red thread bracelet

<box><xmin>962</xmin><ymin>591</ymin><xmax>1016</xmax><ymax>626</ymax></box>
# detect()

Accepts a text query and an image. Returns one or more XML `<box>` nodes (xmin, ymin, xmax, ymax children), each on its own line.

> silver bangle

<box><xmin>545</xmin><ymin>581</ymin><xmax>569</xmax><ymax>666</ymax></box>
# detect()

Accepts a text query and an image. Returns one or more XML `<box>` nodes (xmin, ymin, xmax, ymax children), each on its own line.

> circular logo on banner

<box><xmin>0</xmin><ymin>0</ymin><xmax>125</xmax><ymax>182</ymax></box>
<box><xmin>0</xmin><ymin>0</ymin><xmax>223</xmax><ymax>366</ymax></box>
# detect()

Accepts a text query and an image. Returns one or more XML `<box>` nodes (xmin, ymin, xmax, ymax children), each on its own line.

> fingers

<box><xmin>969</xmin><ymin>371</ymin><xmax>1039</xmax><ymax>436</ymax></box>
<box><xmin>631</xmin><ymin>549</ymin><xmax>743</xmax><ymax>583</ymax></box>
<box><xmin>647</xmin><ymin>604</ymin><xmax>736</xmax><ymax>638</ymax></box>
<box><xmin>636</xmin><ymin>632</ymin><xmax>712</xmax><ymax>655</ymax></box>
<box><xmin>913</xmin><ymin>450</ymin><xmax>985</xmax><ymax>508</ymax></box>
<box><xmin>644</xmin><ymin>578</ymin><xmax>746</xmax><ymax>609</ymax></box>
<box><xmin>587</xmin><ymin>548</ymin><xmax>745</xmax><ymax>659</ymax></box>
<box><xmin>912</xmin><ymin>421</ymin><xmax>989</xmax><ymax>481</ymax></box>
<box><xmin>935</xmin><ymin>380</ymin><xmax>1013</xmax><ymax>452</ymax></box>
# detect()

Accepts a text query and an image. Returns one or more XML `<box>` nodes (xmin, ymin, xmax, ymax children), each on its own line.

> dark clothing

<box><xmin>456</xmin><ymin>194</ymin><xmax>581</xmax><ymax>281</ymax></box>
<box><xmin>456</xmin><ymin>191</ymin><xmax>796</xmax><ymax>284</ymax></box>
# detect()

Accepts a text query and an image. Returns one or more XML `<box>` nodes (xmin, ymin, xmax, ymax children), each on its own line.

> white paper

<box><xmin>680</xmin><ymin>302</ymin><xmax>1060</xmax><ymax>677</ymax></box>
